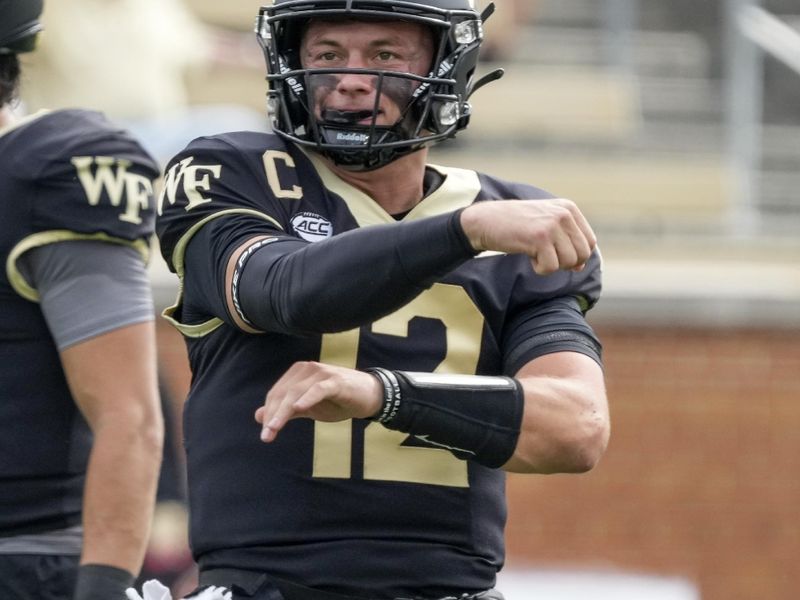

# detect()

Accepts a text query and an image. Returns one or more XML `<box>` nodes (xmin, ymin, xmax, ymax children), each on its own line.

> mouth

<box><xmin>321</xmin><ymin>109</ymin><xmax>379</xmax><ymax>126</ymax></box>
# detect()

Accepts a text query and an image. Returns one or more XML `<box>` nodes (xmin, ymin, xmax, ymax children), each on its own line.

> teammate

<box><xmin>0</xmin><ymin>1</ymin><xmax>164</xmax><ymax>599</ymax></box>
<box><xmin>155</xmin><ymin>1</ymin><xmax>609</xmax><ymax>599</ymax></box>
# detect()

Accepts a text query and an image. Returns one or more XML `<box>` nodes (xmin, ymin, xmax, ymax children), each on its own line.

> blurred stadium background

<box><xmin>21</xmin><ymin>1</ymin><xmax>799</xmax><ymax>599</ymax></box>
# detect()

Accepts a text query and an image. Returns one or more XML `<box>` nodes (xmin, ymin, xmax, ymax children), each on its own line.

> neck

<box><xmin>0</xmin><ymin>105</ymin><xmax>16</xmax><ymax>130</ymax></box>
<box><xmin>324</xmin><ymin>148</ymin><xmax>429</xmax><ymax>216</ymax></box>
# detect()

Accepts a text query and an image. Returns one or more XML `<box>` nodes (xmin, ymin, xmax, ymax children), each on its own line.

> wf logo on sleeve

<box><xmin>157</xmin><ymin>157</ymin><xmax>223</xmax><ymax>215</ymax></box>
<box><xmin>70</xmin><ymin>156</ymin><xmax>154</xmax><ymax>225</ymax></box>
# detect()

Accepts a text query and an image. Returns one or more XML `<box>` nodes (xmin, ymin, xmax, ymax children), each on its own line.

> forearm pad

<box><xmin>367</xmin><ymin>369</ymin><xmax>524</xmax><ymax>469</ymax></box>
<box><xmin>237</xmin><ymin>210</ymin><xmax>476</xmax><ymax>335</ymax></box>
<box><xmin>74</xmin><ymin>564</ymin><xmax>134</xmax><ymax>600</ymax></box>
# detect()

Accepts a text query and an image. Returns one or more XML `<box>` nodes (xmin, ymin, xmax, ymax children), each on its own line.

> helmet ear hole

<box><xmin>257</xmin><ymin>0</ymin><xmax>499</xmax><ymax>171</ymax></box>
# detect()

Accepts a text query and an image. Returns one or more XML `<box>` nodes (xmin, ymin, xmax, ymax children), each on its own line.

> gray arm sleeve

<box><xmin>17</xmin><ymin>241</ymin><xmax>155</xmax><ymax>351</ymax></box>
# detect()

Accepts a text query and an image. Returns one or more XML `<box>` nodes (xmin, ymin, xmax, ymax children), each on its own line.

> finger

<box><xmin>292</xmin><ymin>379</ymin><xmax>336</xmax><ymax>413</ymax></box>
<box><xmin>260</xmin><ymin>383</ymin><xmax>306</xmax><ymax>442</ymax></box>
<box><xmin>531</xmin><ymin>243</ymin><xmax>559</xmax><ymax>275</ymax></box>
<box><xmin>262</xmin><ymin>367</ymin><xmax>333</xmax><ymax>441</ymax></box>
<box><xmin>570</xmin><ymin>262</ymin><xmax>587</xmax><ymax>273</ymax></box>
<box><xmin>261</xmin><ymin>395</ymin><xmax>300</xmax><ymax>442</ymax></box>
<box><xmin>560</xmin><ymin>199</ymin><xmax>596</xmax><ymax>249</ymax></box>
<box><xmin>549</xmin><ymin>201</ymin><xmax>592</xmax><ymax>270</ymax></box>
<box><xmin>257</xmin><ymin>361</ymin><xmax>314</xmax><ymax>427</ymax></box>
<box><xmin>534</xmin><ymin>212</ymin><xmax>580</xmax><ymax>273</ymax></box>
<box><xmin>257</xmin><ymin>387</ymin><xmax>285</xmax><ymax>432</ymax></box>
<box><xmin>553</xmin><ymin>234</ymin><xmax>580</xmax><ymax>270</ymax></box>
<box><xmin>559</xmin><ymin>227</ymin><xmax>592</xmax><ymax>270</ymax></box>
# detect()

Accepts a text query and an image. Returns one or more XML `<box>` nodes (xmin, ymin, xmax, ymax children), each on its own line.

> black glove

<box><xmin>74</xmin><ymin>564</ymin><xmax>134</xmax><ymax>600</ymax></box>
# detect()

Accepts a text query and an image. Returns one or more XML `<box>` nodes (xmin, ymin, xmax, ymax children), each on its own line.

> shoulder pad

<box><xmin>13</xmin><ymin>110</ymin><xmax>160</xmax><ymax>242</ymax></box>
<box><xmin>474</xmin><ymin>172</ymin><xmax>556</xmax><ymax>202</ymax></box>
<box><xmin>156</xmin><ymin>132</ymin><xmax>302</xmax><ymax>272</ymax></box>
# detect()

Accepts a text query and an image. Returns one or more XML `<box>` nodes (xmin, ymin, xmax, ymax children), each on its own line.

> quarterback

<box><xmin>156</xmin><ymin>1</ymin><xmax>609</xmax><ymax>599</ymax></box>
<box><xmin>0</xmin><ymin>1</ymin><xmax>163</xmax><ymax>599</ymax></box>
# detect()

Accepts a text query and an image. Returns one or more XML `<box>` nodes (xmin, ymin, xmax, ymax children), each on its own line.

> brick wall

<box><xmin>505</xmin><ymin>326</ymin><xmax>800</xmax><ymax>600</ymax></box>
<box><xmin>155</xmin><ymin>322</ymin><xmax>800</xmax><ymax>600</ymax></box>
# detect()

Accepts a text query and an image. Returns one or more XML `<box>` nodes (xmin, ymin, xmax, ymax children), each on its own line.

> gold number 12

<box><xmin>312</xmin><ymin>284</ymin><xmax>484</xmax><ymax>488</ymax></box>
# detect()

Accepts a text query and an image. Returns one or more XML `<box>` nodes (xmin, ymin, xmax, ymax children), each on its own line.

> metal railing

<box><xmin>598</xmin><ymin>0</ymin><xmax>799</xmax><ymax>236</ymax></box>
<box><xmin>602</xmin><ymin>0</ymin><xmax>637</xmax><ymax>76</ymax></box>
<box><xmin>738</xmin><ymin>4</ymin><xmax>800</xmax><ymax>75</ymax></box>
<box><xmin>725</xmin><ymin>0</ymin><xmax>800</xmax><ymax>236</ymax></box>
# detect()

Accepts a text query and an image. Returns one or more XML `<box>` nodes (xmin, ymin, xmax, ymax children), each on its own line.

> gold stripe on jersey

<box><xmin>163</xmin><ymin>208</ymin><xmax>284</xmax><ymax>338</ymax></box>
<box><xmin>303</xmin><ymin>152</ymin><xmax>483</xmax><ymax>226</ymax></box>
<box><xmin>6</xmin><ymin>230</ymin><xmax>150</xmax><ymax>302</ymax></box>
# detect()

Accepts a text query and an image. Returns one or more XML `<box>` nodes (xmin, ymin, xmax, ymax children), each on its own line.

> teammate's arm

<box><xmin>22</xmin><ymin>242</ymin><xmax>163</xmax><ymax>598</ymax></box>
<box><xmin>61</xmin><ymin>320</ymin><xmax>163</xmax><ymax>574</ymax></box>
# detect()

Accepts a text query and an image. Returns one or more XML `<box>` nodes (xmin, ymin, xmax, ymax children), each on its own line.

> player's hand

<box><xmin>255</xmin><ymin>361</ymin><xmax>382</xmax><ymax>442</ymax></box>
<box><xmin>459</xmin><ymin>198</ymin><xmax>596</xmax><ymax>275</ymax></box>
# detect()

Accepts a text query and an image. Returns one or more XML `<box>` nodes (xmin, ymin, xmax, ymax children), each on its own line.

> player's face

<box><xmin>300</xmin><ymin>19</ymin><xmax>434</xmax><ymax>127</ymax></box>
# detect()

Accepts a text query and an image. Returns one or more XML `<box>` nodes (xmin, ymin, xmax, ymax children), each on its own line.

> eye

<box><xmin>376</xmin><ymin>51</ymin><xmax>399</xmax><ymax>61</ymax></box>
<box><xmin>318</xmin><ymin>51</ymin><xmax>339</xmax><ymax>62</ymax></box>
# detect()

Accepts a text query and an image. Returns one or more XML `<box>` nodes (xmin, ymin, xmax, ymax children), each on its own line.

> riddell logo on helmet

<box><xmin>335</xmin><ymin>132</ymin><xmax>369</xmax><ymax>144</ymax></box>
<box><xmin>279</xmin><ymin>58</ymin><xmax>304</xmax><ymax>94</ymax></box>
<box><xmin>291</xmin><ymin>212</ymin><xmax>333</xmax><ymax>242</ymax></box>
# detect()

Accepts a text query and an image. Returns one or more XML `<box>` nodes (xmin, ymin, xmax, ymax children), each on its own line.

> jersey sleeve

<box><xmin>156</xmin><ymin>133</ymin><xmax>305</xmax><ymax>337</ymax></box>
<box><xmin>19</xmin><ymin>110</ymin><xmax>159</xmax><ymax>246</ymax></box>
<box><xmin>500</xmin><ymin>246</ymin><xmax>603</xmax><ymax>374</ymax></box>
<box><xmin>471</xmin><ymin>171</ymin><xmax>604</xmax><ymax>373</ymax></box>
<box><xmin>18</xmin><ymin>241</ymin><xmax>154</xmax><ymax>351</ymax></box>
<box><xmin>156</xmin><ymin>132</ymin><xmax>293</xmax><ymax>277</ymax></box>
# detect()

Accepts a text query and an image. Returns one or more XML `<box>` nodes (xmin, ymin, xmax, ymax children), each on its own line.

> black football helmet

<box><xmin>0</xmin><ymin>0</ymin><xmax>44</xmax><ymax>54</ymax></box>
<box><xmin>256</xmin><ymin>0</ymin><xmax>503</xmax><ymax>170</ymax></box>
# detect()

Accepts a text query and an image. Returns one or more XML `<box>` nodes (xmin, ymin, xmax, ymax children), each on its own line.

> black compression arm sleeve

<box><xmin>237</xmin><ymin>210</ymin><xmax>477</xmax><ymax>335</ymax></box>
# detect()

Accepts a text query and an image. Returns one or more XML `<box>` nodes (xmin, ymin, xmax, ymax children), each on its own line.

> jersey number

<box><xmin>313</xmin><ymin>284</ymin><xmax>484</xmax><ymax>488</ymax></box>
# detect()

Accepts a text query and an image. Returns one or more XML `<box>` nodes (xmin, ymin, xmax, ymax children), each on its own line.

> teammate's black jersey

<box><xmin>0</xmin><ymin>110</ymin><xmax>159</xmax><ymax>536</ymax></box>
<box><xmin>157</xmin><ymin>132</ymin><xmax>602</xmax><ymax>598</ymax></box>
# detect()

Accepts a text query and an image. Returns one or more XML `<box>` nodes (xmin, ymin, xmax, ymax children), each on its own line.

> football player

<box><xmin>0</xmin><ymin>1</ymin><xmax>164</xmax><ymax>599</ymax></box>
<box><xmin>156</xmin><ymin>1</ymin><xmax>609</xmax><ymax>599</ymax></box>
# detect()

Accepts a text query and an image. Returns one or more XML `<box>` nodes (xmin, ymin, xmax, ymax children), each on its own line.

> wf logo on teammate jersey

<box><xmin>71</xmin><ymin>156</ymin><xmax>154</xmax><ymax>225</ymax></box>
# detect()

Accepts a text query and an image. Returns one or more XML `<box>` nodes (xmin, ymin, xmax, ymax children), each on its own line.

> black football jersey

<box><xmin>0</xmin><ymin>109</ymin><xmax>159</xmax><ymax>536</ymax></box>
<box><xmin>157</xmin><ymin>132</ymin><xmax>602</xmax><ymax>598</ymax></box>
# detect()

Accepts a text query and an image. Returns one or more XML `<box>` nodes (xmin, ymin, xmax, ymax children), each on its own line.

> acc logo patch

<box><xmin>291</xmin><ymin>212</ymin><xmax>333</xmax><ymax>242</ymax></box>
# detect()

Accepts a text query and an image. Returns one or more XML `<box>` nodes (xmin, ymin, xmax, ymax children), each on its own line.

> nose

<box><xmin>336</xmin><ymin>55</ymin><xmax>377</xmax><ymax>95</ymax></box>
<box><xmin>336</xmin><ymin>72</ymin><xmax>377</xmax><ymax>95</ymax></box>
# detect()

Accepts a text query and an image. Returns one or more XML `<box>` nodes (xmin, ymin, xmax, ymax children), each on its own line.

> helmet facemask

<box><xmin>294</xmin><ymin>66</ymin><xmax>454</xmax><ymax>170</ymax></box>
<box><xmin>256</xmin><ymin>1</ymin><xmax>493</xmax><ymax>171</ymax></box>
